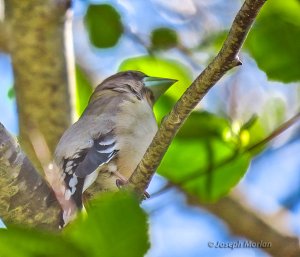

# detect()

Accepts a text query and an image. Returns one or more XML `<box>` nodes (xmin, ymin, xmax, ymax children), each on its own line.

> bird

<box><xmin>54</xmin><ymin>70</ymin><xmax>177</xmax><ymax>227</ymax></box>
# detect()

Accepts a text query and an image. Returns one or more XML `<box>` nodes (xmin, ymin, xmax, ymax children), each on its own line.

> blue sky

<box><xmin>0</xmin><ymin>53</ymin><xmax>18</xmax><ymax>135</ymax></box>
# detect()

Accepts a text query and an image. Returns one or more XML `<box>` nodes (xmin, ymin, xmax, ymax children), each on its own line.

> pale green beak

<box><xmin>143</xmin><ymin>76</ymin><xmax>177</xmax><ymax>102</ymax></box>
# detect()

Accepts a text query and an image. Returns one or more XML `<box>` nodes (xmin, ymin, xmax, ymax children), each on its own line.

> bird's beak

<box><xmin>143</xmin><ymin>76</ymin><xmax>177</xmax><ymax>102</ymax></box>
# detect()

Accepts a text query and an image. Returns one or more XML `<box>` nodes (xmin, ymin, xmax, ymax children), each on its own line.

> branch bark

<box><xmin>4</xmin><ymin>0</ymin><xmax>72</xmax><ymax>168</ymax></box>
<box><xmin>0</xmin><ymin>22</ymin><xmax>9</xmax><ymax>53</ymax></box>
<box><xmin>0</xmin><ymin>123</ymin><xmax>61</xmax><ymax>230</ymax></box>
<box><xmin>0</xmin><ymin>0</ymin><xmax>8</xmax><ymax>53</ymax></box>
<box><xmin>129</xmin><ymin>0</ymin><xmax>267</xmax><ymax>194</ymax></box>
<box><xmin>186</xmin><ymin>190</ymin><xmax>300</xmax><ymax>257</ymax></box>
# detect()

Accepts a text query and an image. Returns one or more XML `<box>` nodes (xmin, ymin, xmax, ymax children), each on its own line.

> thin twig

<box><xmin>247</xmin><ymin>112</ymin><xmax>300</xmax><ymax>152</ymax></box>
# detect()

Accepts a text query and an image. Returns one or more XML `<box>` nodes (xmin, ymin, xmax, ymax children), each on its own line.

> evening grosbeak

<box><xmin>54</xmin><ymin>70</ymin><xmax>177</xmax><ymax>227</ymax></box>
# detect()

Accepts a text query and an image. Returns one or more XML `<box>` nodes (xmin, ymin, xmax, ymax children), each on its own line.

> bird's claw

<box><xmin>115</xmin><ymin>179</ymin><xmax>150</xmax><ymax>199</ymax></box>
<box><xmin>143</xmin><ymin>191</ymin><xmax>150</xmax><ymax>199</ymax></box>
<box><xmin>116</xmin><ymin>178</ymin><xmax>127</xmax><ymax>188</ymax></box>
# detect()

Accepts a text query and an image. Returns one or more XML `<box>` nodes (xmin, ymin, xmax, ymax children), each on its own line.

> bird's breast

<box><xmin>115</xmin><ymin>99</ymin><xmax>158</xmax><ymax>178</ymax></box>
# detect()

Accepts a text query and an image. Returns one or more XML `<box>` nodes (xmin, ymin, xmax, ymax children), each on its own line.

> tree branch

<box><xmin>247</xmin><ymin>112</ymin><xmax>300</xmax><ymax>152</ymax></box>
<box><xmin>186</xmin><ymin>190</ymin><xmax>300</xmax><ymax>257</ymax></box>
<box><xmin>0</xmin><ymin>22</ymin><xmax>9</xmax><ymax>53</ymax></box>
<box><xmin>0</xmin><ymin>0</ymin><xmax>8</xmax><ymax>53</ymax></box>
<box><xmin>5</xmin><ymin>0</ymin><xmax>72</xmax><ymax>168</ymax></box>
<box><xmin>0</xmin><ymin>123</ymin><xmax>61</xmax><ymax>230</ymax></box>
<box><xmin>129</xmin><ymin>0</ymin><xmax>267</xmax><ymax>194</ymax></box>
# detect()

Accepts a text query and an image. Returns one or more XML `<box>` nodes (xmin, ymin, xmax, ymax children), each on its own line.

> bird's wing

<box><xmin>61</xmin><ymin>131</ymin><xmax>118</xmax><ymax>208</ymax></box>
<box><xmin>62</xmin><ymin>153</ymin><xmax>87</xmax><ymax>209</ymax></box>
<box><xmin>74</xmin><ymin>131</ymin><xmax>119</xmax><ymax>178</ymax></box>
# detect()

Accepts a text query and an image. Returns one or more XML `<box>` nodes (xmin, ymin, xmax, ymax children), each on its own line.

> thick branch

<box><xmin>129</xmin><ymin>0</ymin><xmax>267</xmax><ymax>194</ymax></box>
<box><xmin>0</xmin><ymin>22</ymin><xmax>9</xmax><ymax>53</ymax></box>
<box><xmin>186</xmin><ymin>190</ymin><xmax>300</xmax><ymax>257</ymax></box>
<box><xmin>0</xmin><ymin>123</ymin><xmax>61</xmax><ymax>230</ymax></box>
<box><xmin>5</xmin><ymin>0</ymin><xmax>72</xmax><ymax>168</ymax></box>
<box><xmin>0</xmin><ymin>0</ymin><xmax>8</xmax><ymax>53</ymax></box>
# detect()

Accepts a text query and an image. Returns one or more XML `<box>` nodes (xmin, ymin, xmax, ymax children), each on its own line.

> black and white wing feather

<box><xmin>62</xmin><ymin>131</ymin><xmax>118</xmax><ymax>209</ymax></box>
<box><xmin>75</xmin><ymin>132</ymin><xmax>119</xmax><ymax>178</ymax></box>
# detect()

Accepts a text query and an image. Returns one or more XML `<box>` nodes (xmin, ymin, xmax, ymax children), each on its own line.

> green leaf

<box><xmin>245</xmin><ymin>0</ymin><xmax>300</xmax><ymax>82</ymax></box>
<box><xmin>159</xmin><ymin>139</ymin><xmax>251</xmax><ymax>202</ymax></box>
<box><xmin>159</xmin><ymin>139</ymin><xmax>209</xmax><ymax>182</ymax></box>
<box><xmin>0</xmin><ymin>227</ymin><xmax>84</xmax><ymax>257</ymax></box>
<box><xmin>177</xmin><ymin>111</ymin><xmax>231</xmax><ymax>139</ymax></box>
<box><xmin>75</xmin><ymin>66</ymin><xmax>93</xmax><ymax>116</ymax></box>
<box><xmin>239</xmin><ymin>118</ymin><xmax>262</xmax><ymax>150</ymax></box>
<box><xmin>84</xmin><ymin>4</ymin><xmax>124</xmax><ymax>48</ymax></box>
<box><xmin>183</xmin><ymin>143</ymin><xmax>251</xmax><ymax>202</ymax></box>
<box><xmin>66</xmin><ymin>191</ymin><xmax>149</xmax><ymax>257</ymax></box>
<box><xmin>119</xmin><ymin>55</ymin><xmax>192</xmax><ymax>121</ymax></box>
<box><xmin>150</xmin><ymin>27</ymin><xmax>179</xmax><ymax>50</ymax></box>
<box><xmin>198</xmin><ymin>30</ymin><xmax>227</xmax><ymax>51</ymax></box>
<box><xmin>0</xmin><ymin>193</ymin><xmax>149</xmax><ymax>257</ymax></box>
<box><xmin>158</xmin><ymin>112</ymin><xmax>251</xmax><ymax>202</ymax></box>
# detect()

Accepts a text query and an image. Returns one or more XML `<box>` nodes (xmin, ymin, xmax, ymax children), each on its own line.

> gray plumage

<box><xmin>55</xmin><ymin>71</ymin><xmax>162</xmax><ymax>226</ymax></box>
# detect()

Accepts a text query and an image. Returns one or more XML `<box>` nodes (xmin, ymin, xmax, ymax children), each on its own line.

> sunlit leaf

<box><xmin>245</xmin><ymin>0</ymin><xmax>300</xmax><ymax>82</ymax></box>
<box><xmin>66</xmin><ymin>191</ymin><xmax>149</xmax><ymax>257</ymax></box>
<box><xmin>150</xmin><ymin>27</ymin><xmax>179</xmax><ymax>50</ymax></box>
<box><xmin>84</xmin><ymin>4</ymin><xmax>124</xmax><ymax>48</ymax></box>
<box><xmin>75</xmin><ymin>66</ymin><xmax>93</xmax><ymax>116</ymax></box>
<box><xmin>177</xmin><ymin>111</ymin><xmax>231</xmax><ymax>139</ymax></box>
<box><xmin>243</xmin><ymin>98</ymin><xmax>285</xmax><ymax>154</ymax></box>
<box><xmin>159</xmin><ymin>139</ymin><xmax>209</xmax><ymax>182</ymax></box>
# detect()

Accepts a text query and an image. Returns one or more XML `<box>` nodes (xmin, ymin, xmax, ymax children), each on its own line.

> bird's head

<box><xmin>91</xmin><ymin>70</ymin><xmax>177</xmax><ymax>105</ymax></box>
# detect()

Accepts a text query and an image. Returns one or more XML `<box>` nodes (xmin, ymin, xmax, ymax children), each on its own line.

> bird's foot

<box><xmin>115</xmin><ymin>178</ymin><xmax>127</xmax><ymax>188</ymax></box>
<box><xmin>116</xmin><ymin>178</ymin><xmax>150</xmax><ymax>199</ymax></box>
<box><xmin>143</xmin><ymin>191</ymin><xmax>150</xmax><ymax>199</ymax></box>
